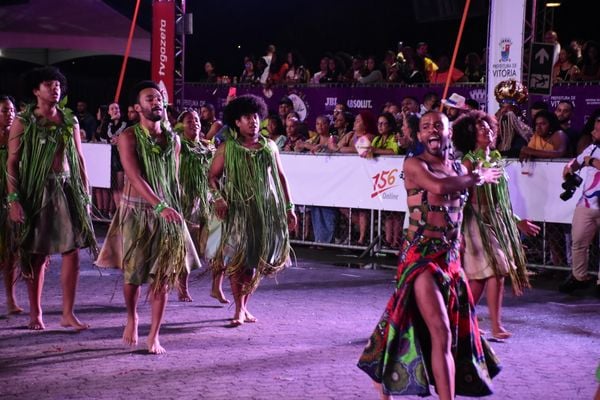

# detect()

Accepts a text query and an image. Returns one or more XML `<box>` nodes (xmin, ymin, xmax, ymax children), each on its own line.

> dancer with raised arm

<box><xmin>358</xmin><ymin>111</ymin><xmax>502</xmax><ymax>400</ymax></box>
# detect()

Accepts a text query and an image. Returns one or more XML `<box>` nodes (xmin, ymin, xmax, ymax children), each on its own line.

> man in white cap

<box><xmin>441</xmin><ymin>93</ymin><xmax>469</xmax><ymax>124</ymax></box>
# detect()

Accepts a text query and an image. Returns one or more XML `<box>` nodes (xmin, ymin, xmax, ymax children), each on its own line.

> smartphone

<box><xmin>227</xmin><ymin>87</ymin><xmax>237</xmax><ymax>97</ymax></box>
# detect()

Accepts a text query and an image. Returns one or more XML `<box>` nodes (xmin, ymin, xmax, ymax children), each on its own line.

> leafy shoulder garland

<box><xmin>463</xmin><ymin>149</ymin><xmax>529</xmax><ymax>294</ymax></box>
<box><xmin>214</xmin><ymin>130</ymin><xmax>291</xmax><ymax>293</ymax></box>
<box><xmin>179</xmin><ymin>136</ymin><xmax>213</xmax><ymax>224</ymax></box>
<box><xmin>17</xmin><ymin>99</ymin><xmax>96</xmax><ymax>273</ymax></box>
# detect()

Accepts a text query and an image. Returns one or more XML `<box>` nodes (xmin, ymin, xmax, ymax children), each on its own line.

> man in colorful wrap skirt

<box><xmin>96</xmin><ymin>81</ymin><xmax>200</xmax><ymax>354</ymax></box>
<box><xmin>357</xmin><ymin>111</ymin><xmax>502</xmax><ymax>400</ymax></box>
<box><xmin>208</xmin><ymin>94</ymin><xmax>297</xmax><ymax>327</ymax></box>
<box><xmin>6</xmin><ymin>67</ymin><xmax>96</xmax><ymax>331</ymax></box>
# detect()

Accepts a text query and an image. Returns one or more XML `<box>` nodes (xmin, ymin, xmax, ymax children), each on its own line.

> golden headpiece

<box><xmin>494</xmin><ymin>79</ymin><xmax>528</xmax><ymax>105</ymax></box>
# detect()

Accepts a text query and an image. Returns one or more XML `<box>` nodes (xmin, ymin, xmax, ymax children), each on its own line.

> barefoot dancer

<box><xmin>453</xmin><ymin>110</ymin><xmax>540</xmax><ymax>340</ymax></box>
<box><xmin>6</xmin><ymin>67</ymin><xmax>96</xmax><ymax>330</ymax></box>
<box><xmin>208</xmin><ymin>95</ymin><xmax>296</xmax><ymax>327</ymax></box>
<box><xmin>357</xmin><ymin>112</ymin><xmax>502</xmax><ymax>400</ymax></box>
<box><xmin>175</xmin><ymin>109</ymin><xmax>222</xmax><ymax>302</ymax></box>
<box><xmin>96</xmin><ymin>81</ymin><xmax>200</xmax><ymax>354</ymax></box>
<box><xmin>0</xmin><ymin>95</ymin><xmax>23</xmax><ymax>315</ymax></box>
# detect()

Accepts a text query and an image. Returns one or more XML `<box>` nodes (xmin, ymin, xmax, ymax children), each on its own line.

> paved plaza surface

<box><xmin>0</xmin><ymin>234</ymin><xmax>599</xmax><ymax>400</ymax></box>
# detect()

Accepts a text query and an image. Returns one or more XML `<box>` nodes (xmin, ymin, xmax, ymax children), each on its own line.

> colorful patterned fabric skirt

<box><xmin>357</xmin><ymin>237</ymin><xmax>501</xmax><ymax>397</ymax></box>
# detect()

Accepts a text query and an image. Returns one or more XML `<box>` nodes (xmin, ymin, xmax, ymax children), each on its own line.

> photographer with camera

<box><xmin>559</xmin><ymin>115</ymin><xmax>600</xmax><ymax>295</ymax></box>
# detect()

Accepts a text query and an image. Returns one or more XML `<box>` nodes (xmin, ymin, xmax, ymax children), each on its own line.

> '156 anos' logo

<box><xmin>371</xmin><ymin>169</ymin><xmax>401</xmax><ymax>198</ymax></box>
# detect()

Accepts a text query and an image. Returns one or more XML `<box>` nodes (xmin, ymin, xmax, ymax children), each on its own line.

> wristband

<box><xmin>154</xmin><ymin>201</ymin><xmax>168</xmax><ymax>214</ymax></box>
<box><xmin>286</xmin><ymin>202</ymin><xmax>295</xmax><ymax>211</ymax></box>
<box><xmin>6</xmin><ymin>192</ymin><xmax>19</xmax><ymax>203</ymax></box>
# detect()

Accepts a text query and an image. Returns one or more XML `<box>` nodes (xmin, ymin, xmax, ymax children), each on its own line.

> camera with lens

<box><xmin>560</xmin><ymin>173</ymin><xmax>583</xmax><ymax>201</ymax></box>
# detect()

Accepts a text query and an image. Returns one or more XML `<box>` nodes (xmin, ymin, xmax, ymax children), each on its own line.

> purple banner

<box><xmin>180</xmin><ymin>83</ymin><xmax>600</xmax><ymax>133</ymax></box>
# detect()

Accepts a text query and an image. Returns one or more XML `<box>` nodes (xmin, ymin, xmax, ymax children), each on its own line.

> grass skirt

<box><xmin>96</xmin><ymin>195</ymin><xmax>201</xmax><ymax>290</ymax></box>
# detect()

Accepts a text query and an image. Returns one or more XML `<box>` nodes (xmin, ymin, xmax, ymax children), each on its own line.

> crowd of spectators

<box><xmin>191</xmin><ymin>79</ymin><xmax>587</xmax><ymax>250</ymax></box>
<box><xmin>199</xmin><ymin>33</ymin><xmax>600</xmax><ymax>86</ymax></box>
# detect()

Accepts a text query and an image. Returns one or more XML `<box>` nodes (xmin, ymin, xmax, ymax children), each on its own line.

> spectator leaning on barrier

<box><xmin>560</xmin><ymin>114</ymin><xmax>600</xmax><ymax>296</ymax></box>
<box><xmin>519</xmin><ymin>110</ymin><xmax>568</xmax><ymax>161</ymax></box>
<box><xmin>302</xmin><ymin>115</ymin><xmax>331</xmax><ymax>153</ymax></box>
<box><xmin>521</xmin><ymin>110</ymin><xmax>570</xmax><ymax>269</ymax></box>
<box><xmin>366</xmin><ymin>112</ymin><xmax>399</xmax><ymax>157</ymax></box>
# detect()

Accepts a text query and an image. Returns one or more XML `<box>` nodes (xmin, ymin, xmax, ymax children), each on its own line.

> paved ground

<box><xmin>0</xmin><ymin>234</ymin><xmax>599</xmax><ymax>400</ymax></box>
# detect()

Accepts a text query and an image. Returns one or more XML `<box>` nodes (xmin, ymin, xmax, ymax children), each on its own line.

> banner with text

<box><xmin>151</xmin><ymin>0</ymin><xmax>175</xmax><ymax>103</ymax></box>
<box><xmin>486</xmin><ymin>0</ymin><xmax>527</xmax><ymax>113</ymax></box>
<box><xmin>183</xmin><ymin>83</ymin><xmax>600</xmax><ymax>134</ymax></box>
<box><xmin>281</xmin><ymin>154</ymin><xmax>579</xmax><ymax>224</ymax></box>
<box><xmin>83</xmin><ymin>144</ymin><xmax>579</xmax><ymax>224</ymax></box>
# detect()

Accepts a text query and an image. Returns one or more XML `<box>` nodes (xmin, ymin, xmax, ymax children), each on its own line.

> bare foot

<box><xmin>492</xmin><ymin>327</ymin><xmax>512</xmax><ymax>340</ymax></box>
<box><xmin>122</xmin><ymin>317</ymin><xmax>139</xmax><ymax>346</ymax></box>
<box><xmin>372</xmin><ymin>381</ymin><xmax>393</xmax><ymax>400</ymax></box>
<box><xmin>8</xmin><ymin>303</ymin><xmax>24</xmax><ymax>315</ymax></box>
<box><xmin>229</xmin><ymin>310</ymin><xmax>244</xmax><ymax>327</ymax></box>
<box><xmin>244</xmin><ymin>310</ymin><xmax>257</xmax><ymax>323</ymax></box>
<box><xmin>60</xmin><ymin>313</ymin><xmax>90</xmax><ymax>331</ymax></box>
<box><xmin>210</xmin><ymin>291</ymin><xmax>230</xmax><ymax>304</ymax></box>
<box><xmin>147</xmin><ymin>337</ymin><xmax>166</xmax><ymax>354</ymax></box>
<box><xmin>229</xmin><ymin>319</ymin><xmax>244</xmax><ymax>327</ymax></box>
<box><xmin>178</xmin><ymin>292</ymin><xmax>193</xmax><ymax>302</ymax></box>
<box><xmin>28</xmin><ymin>316</ymin><xmax>45</xmax><ymax>330</ymax></box>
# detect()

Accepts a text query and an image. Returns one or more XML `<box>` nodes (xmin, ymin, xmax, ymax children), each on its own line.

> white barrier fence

<box><xmin>83</xmin><ymin>144</ymin><xmax>579</xmax><ymax>224</ymax></box>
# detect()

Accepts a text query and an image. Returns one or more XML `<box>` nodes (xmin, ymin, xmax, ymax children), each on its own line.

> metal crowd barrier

<box><xmin>290</xmin><ymin>205</ymin><xmax>599</xmax><ymax>276</ymax></box>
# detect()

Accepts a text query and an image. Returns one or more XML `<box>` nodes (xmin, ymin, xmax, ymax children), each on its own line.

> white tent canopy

<box><xmin>0</xmin><ymin>0</ymin><xmax>150</xmax><ymax>65</ymax></box>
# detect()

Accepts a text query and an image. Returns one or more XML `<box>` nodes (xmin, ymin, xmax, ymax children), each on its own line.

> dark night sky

<box><xmin>102</xmin><ymin>0</ymin><xmax>598</xmax><ymax>82</ymax></box>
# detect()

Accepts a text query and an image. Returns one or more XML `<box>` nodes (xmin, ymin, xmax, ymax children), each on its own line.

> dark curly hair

<box><xmin>223</xmin><ymin>94</ymin><xmax>267</xmax><ymax>130</ymax></box>
<box><xmin>22</xmin><ymin>66</ymin><xmax>67</xmax><ymax>101</ymax></box>
<box><xmin>533</xmin><ymin>109</ymin><xmax>561</xmax><ymax>134</ymax></box>
<box><xmin>130</xmin><ymin>80</ymin><xmax>161</xmax><ymax>105</ymax></box>
<box><xmin>452</xmin><ymin>110</ymin><xmax>498</xmax><ymax>154</ymax></box>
